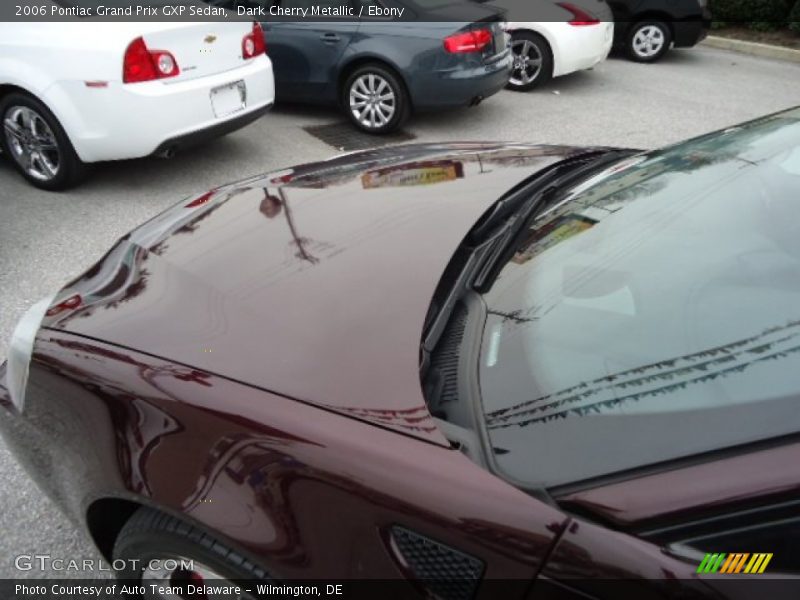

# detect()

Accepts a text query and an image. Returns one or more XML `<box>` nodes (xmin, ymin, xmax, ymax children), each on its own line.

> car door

<box><xmin>262</xmin><ymin>0</ymin><xmax>360</xmax><ymax>102</ymax></box>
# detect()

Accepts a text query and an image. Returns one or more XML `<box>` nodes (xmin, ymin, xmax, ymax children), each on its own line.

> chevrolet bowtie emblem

<box><xmin>204</xmin><ymin>35</ymin><xmax>217</xmax><ymax>44</ymax></box>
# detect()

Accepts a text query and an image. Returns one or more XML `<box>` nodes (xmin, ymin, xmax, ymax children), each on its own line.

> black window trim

<box><xmin>550</xmin><ymin>431</ymin><xmax>800</xmax><ymax>500</ymax></box>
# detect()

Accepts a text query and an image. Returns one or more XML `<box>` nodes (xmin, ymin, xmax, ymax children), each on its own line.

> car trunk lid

<box><xmin>136</xmin><ymin>22</ymin><xmax>255</xmax><ymax>83</ymax></box>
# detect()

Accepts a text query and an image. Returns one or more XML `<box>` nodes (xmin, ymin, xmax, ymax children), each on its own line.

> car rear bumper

<box><xmin>411</xmin><ymin>50</ymin><xmax>512</xmax><ymax>111</ymax></box>
<box><xmin>44</xmin><ymin>54</ymin><xmax>275</xmax><ymax>163</ymax></box>
<box><xmin>673</xmin><ymin>16</ymin><xmax>712</xmax><ymax>48</ymax></box>
<box><xmin>152</xmin><ymin>101</ymin><xmax>272</xmax><ymax>157</ymax></box>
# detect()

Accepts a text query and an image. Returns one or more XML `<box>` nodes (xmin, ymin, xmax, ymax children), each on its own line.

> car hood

<box><xmin>41</xmin><ymin>142</ymin><xmax>597</xmax><ymax>444</ymax></box>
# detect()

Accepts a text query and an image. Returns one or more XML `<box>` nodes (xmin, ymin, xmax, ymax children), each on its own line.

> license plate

<box><xmin>210</xmin><ymin>81</ymin><xmax>246</xmax><ymax>118</ymax></box>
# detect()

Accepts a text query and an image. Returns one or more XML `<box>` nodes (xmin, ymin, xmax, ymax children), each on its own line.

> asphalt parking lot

<box><xmin>2</xmin><ymin>44</ymin><xmax>800</xmax><ymax>578</ymax></box>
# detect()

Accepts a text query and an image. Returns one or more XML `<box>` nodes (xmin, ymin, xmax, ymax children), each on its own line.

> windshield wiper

<box><xmin>421</xmin><ymin>149</ymin><xmax>633</xmax><ymax>360</ymax></box>
<box><xmin>472</xmin><ymin>150</ymin><xmax>634</xmax><ymax>290</ymax></box>
<box><xmin>420</xmin><ymin>221</ymin><xmax>513</xmax><ymax>356</ymax></box>
<box><xmin>467</xmin><ymin>150</ymin><xmax>609</xmax><ymax>244</ymax></box>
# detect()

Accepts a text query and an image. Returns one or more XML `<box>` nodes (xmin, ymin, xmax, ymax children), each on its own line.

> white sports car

<box><xmin>0</xmin><ymin>17</ymin><xmax>275</xmax><ymax>190</ymax></box>
<box><xmin>504</xmin><ymin>1</ymin><xmax>614</xmax><ymax>91</ymax></box>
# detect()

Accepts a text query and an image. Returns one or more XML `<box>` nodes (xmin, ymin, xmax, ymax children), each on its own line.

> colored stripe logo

<box><xmin>697</xmin><ymin>553</ymin><xmax>773</xmax><ymax>574</ymax></box>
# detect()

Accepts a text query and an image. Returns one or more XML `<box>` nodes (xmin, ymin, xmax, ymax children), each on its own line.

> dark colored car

<box><xmin>214</xmin><ymin>0</ymin><xmax>512</xmax><ymax>133</ymax></box>
<box><xmin>3</xmin><ymin>107</ymin><xmax>800</xmax><ymax>597</ymax></box>
<box><xmin>609</xmin><ymin>0</ymin><xmax>712</xmax><ymax>62</ymax></box>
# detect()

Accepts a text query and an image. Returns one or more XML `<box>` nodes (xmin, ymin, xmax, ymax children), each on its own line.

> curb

<box><xmin>702</xmin><ymin>35</ymin><xmax>800</xmax><ymax>64</ymax></box>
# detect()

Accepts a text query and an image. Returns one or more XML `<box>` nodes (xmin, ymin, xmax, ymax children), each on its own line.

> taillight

<box><xmin>444</xmin><ymin>28</ymin><xmax>493</xmax><ymax>53</ymax></box>
<box><xmin>242</xmin><ymin>22</ymin><xmax>266</xmax><ymax>59</ymax></box>
<box><xmin>557</xmin><ymin>2</ymin><xmax>600</xmax><ymax>26</ymax></box>
<box><xmin>123</xmin><ymin>36</ymin><xmax>179</xmax><ymax>83</ymax></box>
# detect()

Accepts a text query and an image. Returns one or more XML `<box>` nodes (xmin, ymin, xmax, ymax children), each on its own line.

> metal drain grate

<box><xmin>304</xmin><ymin>122</ymin><xmax>416</xmax><ymax>152</ymax></box>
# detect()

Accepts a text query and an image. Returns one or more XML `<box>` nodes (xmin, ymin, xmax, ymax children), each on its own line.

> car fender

<box><xmin>340</xmin><ymin>24</ymin><xmax>490</xmax><ymax>106</ymax></box>
<box><xmin>0</xmin><ymin>55</ymin><xmax>55</xmax><ymax>99</ymax></box>
<box><xmin>0</xmin><ymin>57</ymin><xmax>94</xmax><ymax>161</ymax></box>
<box><xmin>504</xmin><ymin>22</ymin><xmax>560</xmax><ymax>74</ymax></box>
<box><xmin>38</xmin><ymin>82</ymin><xmax>105</xmax><ymax>162</ymax></box>
<box><xmin>9</xmin><ymin>330</ymin><xmax>568</xmax><ymax>582</ymax></box>
<box><xmin>337</xmin><ymin>49</ymin><xmax>412</xmax><ymax>103</ymax></box>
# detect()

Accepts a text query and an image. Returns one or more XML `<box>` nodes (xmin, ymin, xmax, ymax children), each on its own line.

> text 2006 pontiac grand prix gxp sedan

<box><xmin>2</xmin><ymin>108</ymin><xmax>800</xmax><ymax>599</ymax></box>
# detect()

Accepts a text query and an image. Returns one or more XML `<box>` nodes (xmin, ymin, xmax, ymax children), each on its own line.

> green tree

<box><xmin>712</xmin><ymin>0</ymin><xmax>792</xmax><ymax>30</ymax></box>
<box><xmin>790</xmin><ymin>0</ymin><xmax>800</xmax><ymax>34</ymax></box>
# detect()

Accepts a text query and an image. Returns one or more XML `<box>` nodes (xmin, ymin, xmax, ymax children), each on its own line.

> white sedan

<box><xmin>505</xmin><ymin>1</ymin><xmax>614</xmax><ymax>91</ymax></box>
<box><xmin>0</xmin><ymin>20</ymin><xmax>275</xmax><ymax>190</ymax></box>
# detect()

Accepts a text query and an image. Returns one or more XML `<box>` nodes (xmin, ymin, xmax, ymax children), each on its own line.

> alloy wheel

<box><xmin>632</xmin><ymin>25</ymin><xmax>666</xmax><ymax>59</ymax></box>
<box><xmin>349</xmin><ymin>73</ymin><xmax>396</xmax><ymax>130</ymax></box>
<box><xmin>510</xmin><ymin>39</ymin><xmax>543</xmax><ymax>87</ymax></box>
<box><xmin>3</xmin><ymin>105</ymin><xmax>61</xmax><ymax>182</ymax></box>
<box><xmin>142</xmin><ymin>556</ymin><xmax>257</xmax><ymax>600</ymax></box>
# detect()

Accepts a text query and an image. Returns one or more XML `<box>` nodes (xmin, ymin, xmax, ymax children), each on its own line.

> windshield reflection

<box><xmin>479</xmin><ymin>110</ymin><xmax>800</xmax><ymax>487</ymax></box>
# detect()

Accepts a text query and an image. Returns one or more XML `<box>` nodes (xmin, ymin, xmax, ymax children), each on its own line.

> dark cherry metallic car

<box><xmin>2</xmin><ymin>107</ymin><xmax>800</xmax><ymax>599</ymax></box>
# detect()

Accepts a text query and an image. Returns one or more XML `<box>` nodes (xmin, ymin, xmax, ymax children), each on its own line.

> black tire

<box><xmin>0</xmin><ymin>91</ymin><xmax>87</xmax><ymax>191</ymax></box>
<box><xmin>341</xmin><ymin>63</ymin><xmax>409</xmax><ymax>134</ymax></box>
<box><xmin>507</xmin><ymin>31</ymin><xmax>553</xmax><ymax>92</ymax></box>
<box><xmin>626</xmin><ymin>21</ymin><xmax>672</xmax><ymax>63</ymax></box>
<box><xmin>113</xmin><ymin>507</ymin><xmax>268</xmax><ymax>599</ymax></box>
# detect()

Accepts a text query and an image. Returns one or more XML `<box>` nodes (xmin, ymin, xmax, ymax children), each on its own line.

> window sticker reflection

<box><xmin>486</xmin><ymin>318</ymin><xmax>800</xmax><ymax>429</ymax></box>
<box><xmin>361</xmin><ymin>160</ymin><xmax>464</xmax><ymax>189</ymax></box>
<box><xmin>512</xmin><ymin>214</ymin><xmax>597</xmax><ymax>265</ymax></box>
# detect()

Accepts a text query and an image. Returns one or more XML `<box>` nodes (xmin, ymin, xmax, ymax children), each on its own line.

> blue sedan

<box><xmin>226</xmin><ymin>0</ymin><xmax>513</xmax><ymax>133</ymax></box>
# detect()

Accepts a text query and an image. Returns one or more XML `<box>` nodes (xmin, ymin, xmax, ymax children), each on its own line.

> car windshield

<box><xmin>478</xmin><ymin>109</ymin><xmax>800</xmax><ymax>489</ymax></box>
